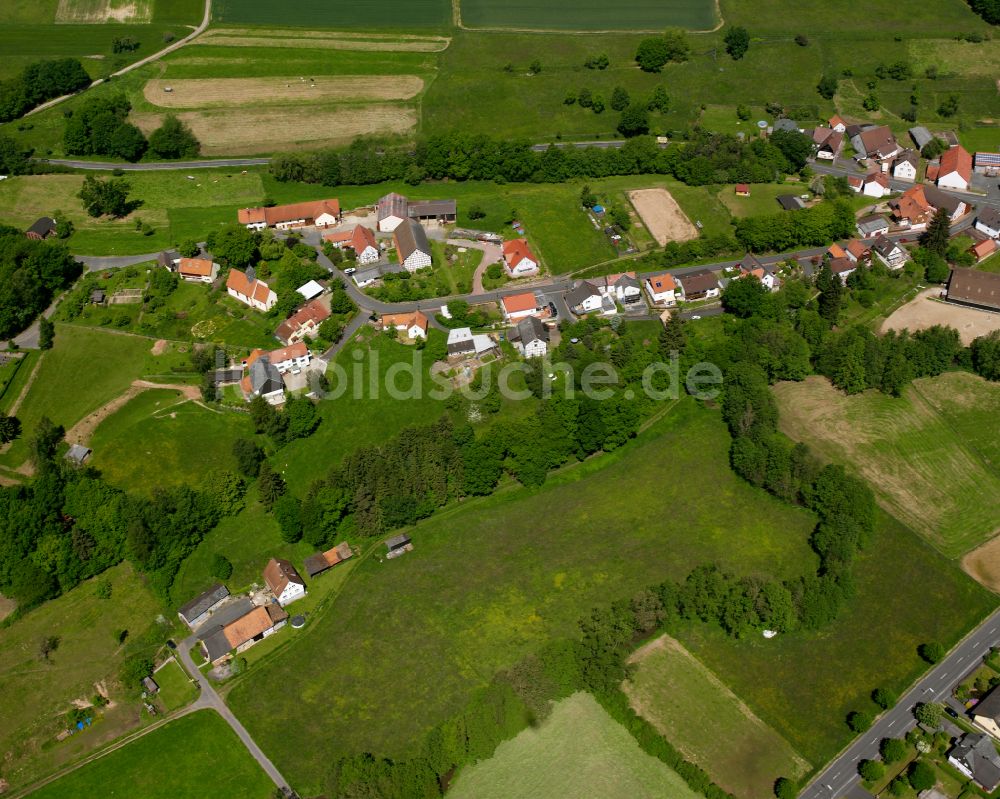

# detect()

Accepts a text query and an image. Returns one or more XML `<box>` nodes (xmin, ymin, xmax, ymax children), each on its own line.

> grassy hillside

<box><xmin>448</xmin><ymin>692</ymin><xmax>702</xmax><ymax>799</ymax></box>
<box><xmin>28</xmin><ymin>710</ymin><xmax>274</xmax><ymax>799</ymax></box>
<box><xmin>0</xmin><ymin>564</ymin><xmax>163</xmax><ymax>790</ymax></box>
<box><xmin>773</xmin><ymin>373</ymin><xmax>1000</xmax><ymax>558</ymax></box>
<box><xmin>226</xmin><ymin>399</ymin><xmax>820</xmax><ymax>794</ymax></box>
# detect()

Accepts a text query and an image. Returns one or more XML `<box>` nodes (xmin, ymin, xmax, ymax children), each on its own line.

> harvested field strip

<box><xmin>625</xmin><ymin>636</ymin><xmax>809</xmax><ymax>799</ymax></box>
<box><xmin>131</xmin><ymin>105</ymin><xmax>418</xmax><ymax>155</ymax></box>
<box><xmin>195</xmin><ymin>30</ymin><xmax>450</xmax><ymax>52</ymax></box>
<box><xmin>143</xmin><ymin>76</ymin><xmax>425</xmax><ymax>108</ymax></box>
<box><xmin>55</xmin><ymin>0</ymin><xmax>152</xmax><ymax>23</ymax></box>
<box><xmin>773</xmin><ymin>374</ymin><xmax>1000</xmax><ymax>558</ymax></box>
<box><xmin>628</xmin><ymin>188</ymin><xmax>698</xmax><ymax>245</ymax></box>
<box><xmin>963</xmin><ymin>535</ymin><xmax>1000</xmax><ymax>593</ymax></box>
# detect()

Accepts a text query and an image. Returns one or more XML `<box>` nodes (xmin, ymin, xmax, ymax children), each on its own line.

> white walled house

<box><xmin>565</xmin><ymin>281</ymin><xmax>604</xmax><ymax>314</ymax></box>
<box><xmin>263</xmin><ymin>558</ymin><xmax>306</xmax><ymax>607</ymax></box>
<box><xmin>976</xmin><ymin>208</ymin><xmax>1000</xmax><ymax>239</ymax></box>
<box><xmin>393</xmin><ymin>219</ymin><xmax>433</xmax><ymax>272</ymax></box>
<box><xmin>324</xmin><ymin>225</ymin><xmax>380</xmax><ymax>264</ymax></box>
<box><xmin>266</xmin><ymin>342</ymin><xmax>312</xmax><ymax>374</ymax></box>
<box><xmin>604</xmin><ymin>273</ymin><xmax>643</xmax><ymax>305</ymax></box>
<box><xmin>502</xmin><ymin>239</ymin><xmax>539</xmax><ymax>276</ymax></box>
<box><xmin>226</xmin><ymin>268</ymin><xmax>277</xmax><ymax>312</ymax></box>
<box><xmin>862</xmin><ymin>171</ymin><xmax>892</xmax><ymax>198</ymax></box>
<box><xmin>873</xmin><ymin>235</ymin><xmax>908</xmax><ymax>270</ymax></box>
<box><xmin>501</xmin><ymin>291</ymin><xmax>543</xmax><ymax>321</ymax></box>
<box><xmin>509</xmin><ymin>315</ymin><xmax>549</xmax><ymax>358</ymax></box>
<box><xmin>935</xmin><ymin>145</ymin><xmax>973</xmax><ymax>191</ymax></box>
<box><xmin>377</xmin><ymin>192</ymin><xmax>409</xmax><ymax>232</ymax></box>
<box><xmin>381</xmin><ymin>311</ymin><xmax>429</xmax><ymax>339</ymax></box>
<box><xmin>645</xmin><ymin>273</ymin><xmax>677</xmax><ymax>306</ymax></box>
<box><xmin>238</xmin><ymin>200</ymin><xmax>340</xmax><ymax>231</ymax></box>
<box><xmin>891</xmin><ymin>151</ymin><xmax>919</xmax><ymax>182</ymax></box>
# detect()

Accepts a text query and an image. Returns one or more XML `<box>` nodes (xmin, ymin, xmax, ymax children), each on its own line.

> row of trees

<box><xmin>0</xmin><ymin>227</ymin><xmax>81</xmax><ymax>339</ymax></box>
<box><xmin>734</xmin><ymin>199</ymin><xmax>855</xmax><ymax>252</ymax></box>
<box><xmin>0</xmin><ymin>58</ymin><xmax>90</xmax><ymax>122</ymax></box>
<box><xmin>269</xmin><ymin>130</ymin><xmax>807</xmax><ymax>192</ymax></box>
<box><xmin>64</xmin><ymin>95</ymin><xmax>199</xmax><ymax>162</ymax></box>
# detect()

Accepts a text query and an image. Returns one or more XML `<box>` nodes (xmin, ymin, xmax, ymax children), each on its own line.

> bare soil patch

<box><xmin>627</xmin><ymin>188</ymin><xmax>698</xmax><ymax>245</ymax></box>
<box><xmin>55</xmin><ymin>0</ymin><xmax>152</xmax><ymax>23</ymax></box>
<box><xmin>882</xmin><ymin>287</ymin><xmax>1000</xmax><ymax>345</ymax></box>
<box><xmin>963</xmin><ymin>533</ymin><xmax>1000</xmax><ymax>592</ymax></box>
<box><xmin>150</xmin><ymin>339</ymin><xmax>168</xmax><ymax>356</ymax></box>
<box><xmin>196</xmin><ymin>29</ymin><xmax>450</xmax><ymax>52</ymax></box>
<box><xmin>132</xmin><ymin>106</ymin><xmax>418</xmax><ymax>155</ymax></box>
<box><xmin>0</xmin><ymin>593</ymin><xmax>15</xmax><ymax>622</ymax></box>
<box><xmin>144</xmin><ymin>76</ymin><xmax>425</xmax><ymax>109</ymax></box>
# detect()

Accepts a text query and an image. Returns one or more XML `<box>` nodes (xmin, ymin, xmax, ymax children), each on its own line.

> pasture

<box><xmin>0</xmin><ymin>564</ymin><xmax>163</xmax><ymax>790</ymax></box>
<box><xmin>226</xmin><ymin>400</ymin><xmax>821</xmax><ymax>793</ymax></box>
<box><xmin>212</xmin><ymin>0</ymin><xmax>452</xmax><ymax>28</ymax></box>
<box><xmin>624</xmin><ymin>635</ymin><xmax>809</xmax><ymax>799</ymax></box>
<box><xmin>448</xmin><ymin>692</ymin><xmax>701</xmax><ymax>799</ymax></box>
<box><xmin>773</xmin><ymin>374</ymin><xmax>1000</xmax><ymax>559</ymax></box>
<box><xmin>676</xmin><ymin>509</ymin><xmax>996</xmax><ymax>767</ymax></box>
<box><xmin>28</xmin><ymin>710</ymin><xmax>274</xmax><ymax>799</ymax></box>
<box><xmin>88</xmin><ymin>389</ymin><xmax>254</xmax><ymax>495</ymax></box>
<box><xmin>458</xmin><ymin>0</ymin><xmax>718</xmax><ymax>31</ymax></box>
<box><xmin>0</xmin><ymin>326</ymin><xmax>189</xmax><ymax>471</ymax></box>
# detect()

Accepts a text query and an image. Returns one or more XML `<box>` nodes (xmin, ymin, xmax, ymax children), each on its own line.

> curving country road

<box><xmin>800</xmin><ymin>606</ymin><xmax>1000</xmax><ymax>799</ymax></box>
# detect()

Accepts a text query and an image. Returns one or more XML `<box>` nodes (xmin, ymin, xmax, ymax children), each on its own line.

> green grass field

<box><xmin>227</xmin><ymin>399</ymin><xmax>820</xmax><ymax>794</ymax></box>
<box><xmin>624</xmin><ymin>636</ymin><xmax>809</xmax><ymax>799</ymax></box>
<box><xmin>88</xmin><ymin>389</ymin><xmax>254</xmax><ymax>495</ymax></box>
<box><xmin>773</xmin><ymin>373</ymin><xmax>1000</xmax><ymax>558</ymax></box>
<box><xmin>449</xmin><ymin>692</ymin><xmax>701</xmax><ymax>799</ymax></box>
<box><xmin>459</xmin><ymin>0</ymin><xmax>717</xmax><ymax>30</ymax></box>
<box><xmin>29</xmin><ymin>710</ymin><xmax>274</xmax><ymax>799</ymax></box>
<box><xmin>676</xmin><ymin>509</ymin><xmax>997</xmax><ymax>767</ymax></box>
<box><xmin>212</xmin><ymin>0</ymin><xmax>451</xmax><ymax>28</ymax></box>
<box><xmin>0</xmin><ymin>326</ymin><xmax>191</xmax><ymax>471</ymax></box>
<box><xmin>152</xmin><ymin>657</ymin><xmax>197</xmax><ymax>711</ymax></box>
<box><xmin>0</xmin><ymin>564</ymin><xmax>164</xmax><ymax>790</ymax></box>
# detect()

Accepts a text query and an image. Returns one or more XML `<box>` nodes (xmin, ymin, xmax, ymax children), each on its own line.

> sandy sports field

<box><xmin>196</xmin><ymin>28</ymin><xmax>450</xmax><ymax>52</ymax></box>
<box><xmin>145</xmin><ymin>77</ymin><xmax>425</xmax><ymax>109</ymax></box>
<box><xmin>881</xmin><ymin>286</ymin><xmax>1000</xmax><ymax>345</ymax></box>
<box><xmin>56</xmin><ymin>0</ymin><xmax>151</xmax><ymax>23</ymax></box>
<box><xmin>132</xmin><ymin>106</ymin><xmax>418</xmax><ymax>155</ymax></box>
<box><xmin>628</xmin><ymin>188</ymin><xmax>698</xmax><ymax>245</ymax></box>
<box><xmin>963</xmin><ymin>533</ymin><xmax>1000</xmax><ymax>592</ymax></box>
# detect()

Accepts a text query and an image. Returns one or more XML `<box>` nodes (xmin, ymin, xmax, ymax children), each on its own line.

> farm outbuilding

<box><xmin>385</xmin><ymin>534</ymin><xmax>413</xmax><ymax>559</ymax></box>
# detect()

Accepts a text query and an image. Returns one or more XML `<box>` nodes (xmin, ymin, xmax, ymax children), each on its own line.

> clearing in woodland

<box><xmin>448</xmin><ymin>692</ymin><xmax>700</xmax><ymax>799</ymax></box>
<box><xmin>773</xmin><ymin>373</ymin><xmax>1000</xmax><ymax>559</ymax></box>
<box><xmin>627</xmin><ymin>188</ymin><xmax>699</xmax><ymax>246</ymax></box>
<box><xmin>624</xmin><ymin>635</ymin><xmax>810</xmax><ymax>799</ymax></box>
<box><xmin>143</xmin><ymin>76</ymin><xmax>425</xmax><ymax>107</ymax></box>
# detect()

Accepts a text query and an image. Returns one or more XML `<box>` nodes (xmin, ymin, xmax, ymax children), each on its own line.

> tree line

<box><xmin>0</xmin><ymin>58</ymin><xmax>90</xmax><ymax>123</ymax></box>
<box><xmin>64</xmin><ymin>94</ymin><xmax>200</xmax><ymax>162</ymax></box>
<box><xmin>0</xmin><ymin>226</ymin><xmax>81</xmax><ymax>339</ymax></box>
<box><xmin>268</xmin><ymin>130</ymin><xmax>810</xmax><ymax>191</ymax></box>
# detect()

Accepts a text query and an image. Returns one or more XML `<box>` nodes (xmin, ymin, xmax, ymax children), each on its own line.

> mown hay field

<box><xmin>212</xmin><ymin>0</ymin><xmax>451</xmax><ymax>28</ymax></box>
<box><xmin>143</xmin><ymin>76</ymin><xmax>424</xmax><ymax>108</ymax></box>
<box><xmin>773</xmin><ymin>373</ymin><xmax>1000</xmax><ymax>559</ymax></box>
<box><xmin>55</xmin><ymin>0</ymin><xmax>152</xmax><ymax>23</ymax></box>
<box><xmin>194</xmin><ymin>27</ymin><xmax>450</xmax><ymax>52</ymax></box>
<box><xmin>448</xmin><ymin>692</ymin><xmax>701</xmax><ymax>799</ymax></box>
<box><xmin>132</xmin><ymin>105</ymin><xmax>418</xmax><ymax>155</ymax></box>
<box><xmin>625</xmin><ymin>636</ymin><xmax>810</xmax><ymax>799</ymax></box>
<box><xmin>459</xmin><ymin>0</ymin><xmax>718</xmax><ymax>31</ymax></box>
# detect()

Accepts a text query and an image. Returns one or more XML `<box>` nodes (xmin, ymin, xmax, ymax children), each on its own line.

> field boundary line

<box><xmin>4</xmin><ymin>352</ymin><xmax>44</xmax><ymax>417</ymax></box>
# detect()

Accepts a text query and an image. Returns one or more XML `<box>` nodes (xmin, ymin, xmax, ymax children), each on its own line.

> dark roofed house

<box><xmin>393</xmin><ymin>218</ymin><xmax>433</xmax><ymax>272</ymax></box>
<box><xmin>947</xmin><ymin>268</ymin><xmax>1000</xmax><ymax>312</ymax></box>
<box><xmin>142</xmin><ymin>676</ymin><xmax>159</xmax><ymax>694</ymax></box>
<box><xmin>976</xmin><ymin>207</ymin><xmax>1000</xmax><ymax>239</ymax></box>
<box><xmin>90</xmin><ymin>289</ymin><xmax>106</xmax><ymax>305</ymax></box>
<box><xmin>408</xmin><ymin>199</ymin><xmax>457</xmax><ymax>223</ymax></box>
<box><xmin>177</xmin><ymin>583</ymin><xmax>230</xmax><ymax>628</ymax></box>
<box><xmin>386</xmin><ymin>533</ymin><xmax>413</xmax><ymax>559</ymax></box>
<box><xmin>777</xmin><ymin>194</ymin><xmax>806</xmax><ymax>211</ymax></box>
<box><xmin>201</xmin><ymin>627</ymin><xmax>233</xmax><ymax>664</ymax></box>
<box><xmin>949</xmin><ymin>733</ymin><xmax>1000</xmax><ymax>792</ymax></box>
<box><xmin>25</xmin><ymin>217</ymin><xmax>57</xmax><ymax>240</ymax></box>
<box><xmin>304</xmin><ymin>542</ymin><xmax>354</xmax><ymax>578</ymax></box>
<box><xmin>773</xmin><ymin>118</ymin><xmax>799</xmax><ymax>132</ymax></box>
<box><xmin>856</xmin><ymin>214</ymin><xmax>890</xmax><ymax>238</ymax></box>
<box><xmin>263</xmin><ymin>557</ymin><xmax>307</xmax><ymax>606</ymax></box>
<box><xmin>678</xmin><ymin>269</ymin><xmax>720</xmax><ymax>301</ymax></box>
<box><xmin>194</xmin><ymin>597</ymin><xmax>254</xmax><ymax>639</ymax></box>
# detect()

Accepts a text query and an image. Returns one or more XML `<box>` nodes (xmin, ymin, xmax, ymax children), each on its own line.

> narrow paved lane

<box><xmin>176</xmin><ymin>636</ymin><xmax>292</xmax><ymax>794</ymax></box>
<box><xmin>801</xmin><ymin>606</ymin><xmax>1000</xmax><ymax>799</ymax></box>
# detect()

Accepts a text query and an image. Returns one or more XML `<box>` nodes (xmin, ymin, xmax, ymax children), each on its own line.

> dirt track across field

<box><xmin>132</xmin><ymin>106</ymin><xmax>417</xmax><ymax>155</ymax></box>
<box><xmin>627</xmin><ymin>188</ymin><xmax>698</xmax><ymax>245</ymax></box>
<box><xmin>65</xmin><ymin>381</ymin><xmax>199</xmax><ymax>446</ymax></box>
<box><xmin>881</xmin><ymin>287</ymin><xmax>1000</xmax><ymax>345</ymax></box>
<box><xmin>144</xmin><ymin>76</ymin><xmax>424</xmax><ymax>108</ymax></box>
<box><xmin>963</xmin><ymin>533</ymin><xmax>1000</xmax><ymax>592</ymax></box>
